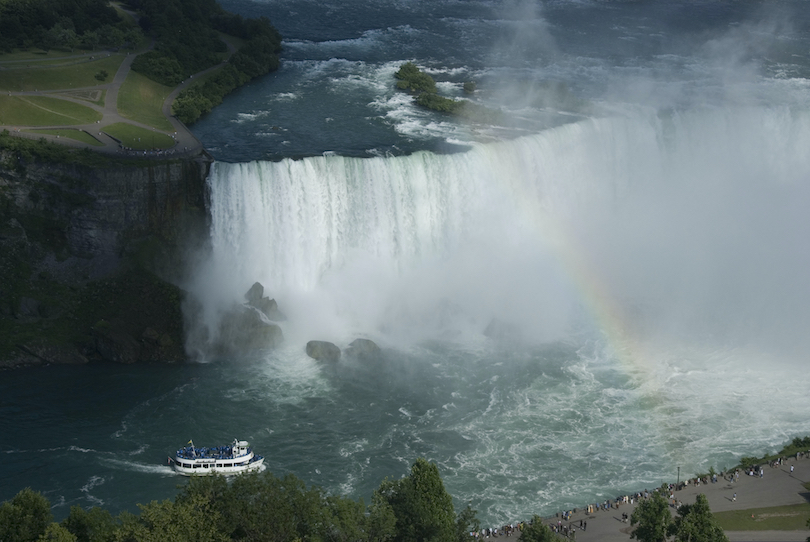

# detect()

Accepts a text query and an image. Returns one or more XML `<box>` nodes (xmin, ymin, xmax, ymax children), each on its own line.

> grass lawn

<box><xmin>0</xmin><ymin>95</ymin><xmax>101</xmax><ymax>125</ymax></box>
<box><xmin>117</xmin><ymin>71</ymin><xmax>174</xmax><ymax>131</ymax></box>
<box><xmin>103</xmin><ymin>122</ymin><xmax>175</xmax><ymax>150</ymax></box>
<box><xmin>714</xmin><ymin>503</ymin><xmax>810</xmax><ymax>531</ymax></box>
<box><xmin>26</xmin><ymin>128</ymin><xmax>104</xmax><ymax>146</ymax></box>
<box><xmin>0</xmin><ymin>49</ymin><xmax>85</xmax><ymax>62</ymax></box>
<box><xmin>0</xmin><ymin>54</ymin><xmax>124</xmax><ymax>91</ymax></box>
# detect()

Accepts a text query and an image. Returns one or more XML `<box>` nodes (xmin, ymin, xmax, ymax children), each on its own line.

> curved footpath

<box><xmin>0</xmin><ymin>38</ymin><xmax>238</xmax><ymax>158</ymax></box>
<box><xmin>513</xmin><ymin>454</ymin><xmax>809</xmax><ymax>542</ymax></box>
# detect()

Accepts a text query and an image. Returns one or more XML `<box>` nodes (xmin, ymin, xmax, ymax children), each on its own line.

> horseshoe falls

<box><xmin>191</xmin><ymin>104</ymin><xmax>810</xmax><ymax>521</ymax></box>
<box><xmin>3</xmin><ymin>0</ymin><xmax>810</xmax><ymax>527</ymax></box>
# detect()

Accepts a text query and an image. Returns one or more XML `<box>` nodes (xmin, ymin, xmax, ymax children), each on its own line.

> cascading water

<box><xmin>196</xmin><ymin>104</ymin><xmax>810</xmax><ymax>355</ymax></box>
<box><xmin>178</xmin><ymin>103</ymin><xmax>810</xmax><ymax>522</ymax></box>
<box><xmin>4</xmin><ymin>0</ymin><xmax>810</xmax><ymax>525</ymax></box>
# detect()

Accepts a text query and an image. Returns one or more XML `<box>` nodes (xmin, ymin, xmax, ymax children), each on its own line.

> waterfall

<box><xmin>192</xmin><ymin>104</ymin><xmax>810</xmax><ymax>353</ymax></box>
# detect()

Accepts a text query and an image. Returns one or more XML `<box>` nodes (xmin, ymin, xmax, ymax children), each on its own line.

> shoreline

<box><xmin>511</xmin><ymin>452</ymin><xmax>810</xmax><ymax>542</ymax></box>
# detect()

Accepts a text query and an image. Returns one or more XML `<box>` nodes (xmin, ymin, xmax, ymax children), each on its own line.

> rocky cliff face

<box><xmin>0</xmin><ymin>152</ymin><xmax>212</xmax><ymax>368</ymax></box>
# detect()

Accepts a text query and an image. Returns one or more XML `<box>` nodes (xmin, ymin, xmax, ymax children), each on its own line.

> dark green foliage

<box><xmin>670</xmin><ymin>494</ymin><xmax>729</xmax><ymax>542</ymax></box>
<box><xmin>520</xmin><ymin>517</ymin><xmax>561</xmax><ymax>542</ymax></box>
<box><xmin>463</xmin><ymin>81</ymin><xmax>476</xmax><ymax>94</ymax></box>
<box><xmin>115</xmin><ymin>495</ymin><xmax>227</xmax><ymax>542</ymax></box>
<box><xmin>377</xmin><ymin>458</ymin><xmax>456</xmax><ymax>542</ymax></box>
<box><xmin>455</xmin><ymin>504</ymin><xmax>481</xmax><ymax>542</ymax></box>
<box><xmin>61</xmin><ymin>506</ymin><xmax>117</xmax><ymax>542</ymax></box>
<box><xmin>0</xmin><ymin>487</ymin><xmax>52</xmax><ymax>542</ymax></box>
<box><xmin>37</xmin><ymin>523</ymin><xmax>77</xmax><ymax>542</ymax></box>
<box><xmin>415</xmin><ymin>93</ymin><xmax>464</xmax><ymax>114</ymax></box>
<box><xmin>175</xmin><ymin>471</ymin><xmax>396</xmax><ymax>542</ymax></box>
<box><xmin>94</xmin><ymin>70</ymin><xmax>109</xmax><ymax>82</ymax></box>
<box><xmin>0</xmin><ymin>0</ymin><xmax>133</xmax><ymax>52</ymax></box>
<box><xmin>129</xmin><ymin>0</ymin><xmax>282</xmax><ymax>107</ymax></box>
<box><xmin>131</xmin><ymin>52</ymin><xmax>186</xmax><ymax>86</ymax></box>
<box><xmin>395</xmin><ymin>62</ymin><xmax>438</xmax><ymax>94</ymax></box>
<box><xmin>630</xmin><ymin>491</ymin><xmax>671</xmax><ymax>542</ymax></box>
<box><xmin>172</xmin><ymin>31</ymin><xmax>282</xmax><ymax>124</ymax></box>
<box><xmin>393</xmin><ymin>62</ymin><xmax>469</xmax><ymax>116</ymax></box>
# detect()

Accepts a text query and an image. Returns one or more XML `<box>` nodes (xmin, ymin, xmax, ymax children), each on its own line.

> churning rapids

<box><xmin>3</xmin><ymin>0</ymin><xmax>810</xmax><ymax>525</ymax></box>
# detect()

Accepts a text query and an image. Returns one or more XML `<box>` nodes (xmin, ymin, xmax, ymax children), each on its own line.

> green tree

<box><xmin>0</xmin><ymin>488</ymin><xmax>53</xmax><ymax>542</ymax></box>
<box><xmin>670</xmin><ymin>494</ymin><xmax>728</xmax><ymax>542</ymax></box>
<box><xmin>37</xmin><ymin>523</ymin><xmax>77</xmax><ymax>542</ymax></box>
<box><xmin>114</xmin><ymin>495</ymin><xmax>226</xmax><ymax>542</ymax></box>
<box><xmin>519</xmin><ymin>517</ymin><xmax>560</xmax><ymax>542</ymax></box>
<box><xmin>630</xmin><ymin>491</ymin><xmax>672</xmax><ymax>542</ymax></box>
<box><xmin>394</xmin><ymin>62</ymin><xmax>437</xmax><ymax>94</ymax></box>
<box><xmin>377</xmin><ymin>458</ymin><xmax>456</xmax><ymax>542</ymax></box>
<box><xmin>61</xmin><ymin>506</ymin><xmax>118</xmax><ymax>542</ymax></box>
<box><xmin>455</xmin><ymin>504</ymin><xmax>480</xmax><ymax>542</ymax></box>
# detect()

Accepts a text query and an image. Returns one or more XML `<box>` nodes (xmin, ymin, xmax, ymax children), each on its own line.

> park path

<box><xmin>0</xmin><ymin>34</ymin><xmax>232</xmax><ymax>157</ymax></box>
<box><xmin>515</xmin><ymin>454</ymin><xmax>810</xmax><ymax>542</ymax></box>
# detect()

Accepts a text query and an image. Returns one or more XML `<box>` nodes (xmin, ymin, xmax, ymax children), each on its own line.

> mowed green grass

<box><xmin>104</xmin><ymin>122</ymin><xmax>174</xmax><ymax>150</ymax></box>
<box><xmin>117</xmin><ymin>71</ymin><xmax>174</xmax><ymax>131</ymax></box>
<box><xmin>713</xmin><ymin>503</ymin><xmax>810</xmax><ymax>531</ymax></box>
<box><xmin>0</xmin><ymin>95</ymin><xmax>101</xmax><ymax>125</ymax></box>
<box><xmin>0</xmin><ymin>54</ymin><xmax>124</xmax><ymax>91</ymax></box>
<box><xmin>27</xmin><ymin>128</ymin><xmax>104</xmax><ymax>146</ymax></box>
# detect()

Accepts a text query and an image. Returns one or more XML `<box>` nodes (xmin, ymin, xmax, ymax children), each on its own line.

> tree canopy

<box><xmin>670</xmin><ymin>494</ymin><xmax>729</xmax><ymax>542</ymax></box>
<box><xmin>377</xmin><ymin>458</ymin><xmax>457</xmax><ymax>542</ymax></box>
<box><xmin>630</xmin><ymin>490</ymin><xmax>672</xmax><ymax>542</ymax></box>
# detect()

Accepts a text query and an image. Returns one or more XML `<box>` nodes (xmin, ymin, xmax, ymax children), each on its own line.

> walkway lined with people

<box><xmin>479</xmin><ymin>452</ymin><xmax>809</xmax><ymax>542</ymax></box>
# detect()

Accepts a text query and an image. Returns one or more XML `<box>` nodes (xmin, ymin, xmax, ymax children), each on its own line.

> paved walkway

<box><xmin>525</xmin><ymin>455</ymin><xmax>810</xmax><ymax>542</ymax></box>
<box><xmin>0</xmin><ymin>36</ymin><xmax>235</xmax><ymax>158</ymax></box>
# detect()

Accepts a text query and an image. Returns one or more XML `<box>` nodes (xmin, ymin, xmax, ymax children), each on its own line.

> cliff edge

<box><xmin>0</xmin><ymin>151</ymin><xmax>212</xmax><ymax>368</ymax></box>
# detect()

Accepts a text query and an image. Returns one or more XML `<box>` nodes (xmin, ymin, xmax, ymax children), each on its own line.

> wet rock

<box><xmin>483</xmin><ymin>318</ymin><xmax>522</xmax><ymax>341</ymax></box>
<box><xmin>93</xmin><ymin>324</ymin><xmax>141</xmax><ymax>364</ymax></box>
<box><xmin>306</xmin><ymin>340</ymin><xmax>341</xmax><ymax>363</ymax></box>
<box><xmin>249</xmin><ymin>296</ymin><xmax>287</xmax><ymax>321</ymax></box>
<box><xmin>244</xmin><ymin>282</ymin><xmax>264</xmax><ymax>303</ymax></box>
<box><xmin>344</xmin><ymin>338</ymin><xmax>381</xmax><ymax>362</ymax></box>
<box><xmin>18</xmin><ymin>341</ymin><xmax>88</xmax><ymax>365</ymax></box>
<box><xmin>216</xmin><ymin>305</ymin><xmax>284</xmax><ymax>354</ymax></box>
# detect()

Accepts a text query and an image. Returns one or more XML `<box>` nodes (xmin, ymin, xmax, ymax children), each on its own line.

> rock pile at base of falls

<box><xmin>304</xmin><ymin>338</ymin><xmax>382</xmax><ymax>364</ymax></box>
<box><xmin>483</xmin><ymin>318</ymin><xmax>522</xmax><ymax>342</ymax></box>
<box><xmin>344</xmin><ymin>339</ymin><xmax>382</xmax><ymax>362</ymax></box>
<box><xmin>305</xmin><ymin>341</ymin><xmax>341</xmax><ymax>363</ymax></box>
<box><xmin>244</xmin><ymin>281</ymin><xmax>286</xmax><ymax>321</ymax></box>
<box><xmin>207</xmin><ymin>282</ymin><xmax>285</xmax><ymax>357</ymax></box>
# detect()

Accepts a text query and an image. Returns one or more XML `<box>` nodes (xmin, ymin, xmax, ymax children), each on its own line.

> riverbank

<box><xmin>521</xmin><ymin>453</ymin><xmax>810</xmax><ymax>542</ymax></box>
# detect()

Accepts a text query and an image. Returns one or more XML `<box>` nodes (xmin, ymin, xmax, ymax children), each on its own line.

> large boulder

<box><xmin>244</xmin><ymin>281</ymin><xmax>287</xmax><ymax>321</ymax></box>
<box><xmin>306</xmin><ymin>340</ymin><xmax>341</xmax><ymax>363</ymax></box>
<box><xmin>483</xmin><ymin>318</ymin><xmax>522</xmax><ymax>342</ymax></box>
<box><xmin>244</xmin><ymin>282</ymin><xmax>264</xmax><ymax>303</ymax></box>
<box><xmin>344</xmin><ymin>338</ymin><xmax>381</xmax><ymax>362</ymax></box>
<box><xmin>216</xmin><ymin>305</ymin><xmax>284</xmax><ymax>354</ymax></box>
<box><xmin>249</xmin><ymin>296</ymin><xmax>287</xmax><ymax>321</ymax></box>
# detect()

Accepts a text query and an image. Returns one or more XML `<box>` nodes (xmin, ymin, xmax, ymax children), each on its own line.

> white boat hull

<box><xmin>172</xmin><ymin>456</ymin><xmax>265</xmax><ymax>476</ymax></box>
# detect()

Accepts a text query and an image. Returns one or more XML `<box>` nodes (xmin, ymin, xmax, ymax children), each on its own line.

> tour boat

<box><xmin>170</xmin><ymin>438</ymin><xmax>264</xmax><ymax>476</ymax></box>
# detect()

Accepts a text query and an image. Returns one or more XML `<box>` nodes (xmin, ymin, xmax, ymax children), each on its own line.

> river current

<box><xmin>3</xmin><ymin>0</ymin><xmax>810</xmax><ymax>525</ymax></box>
